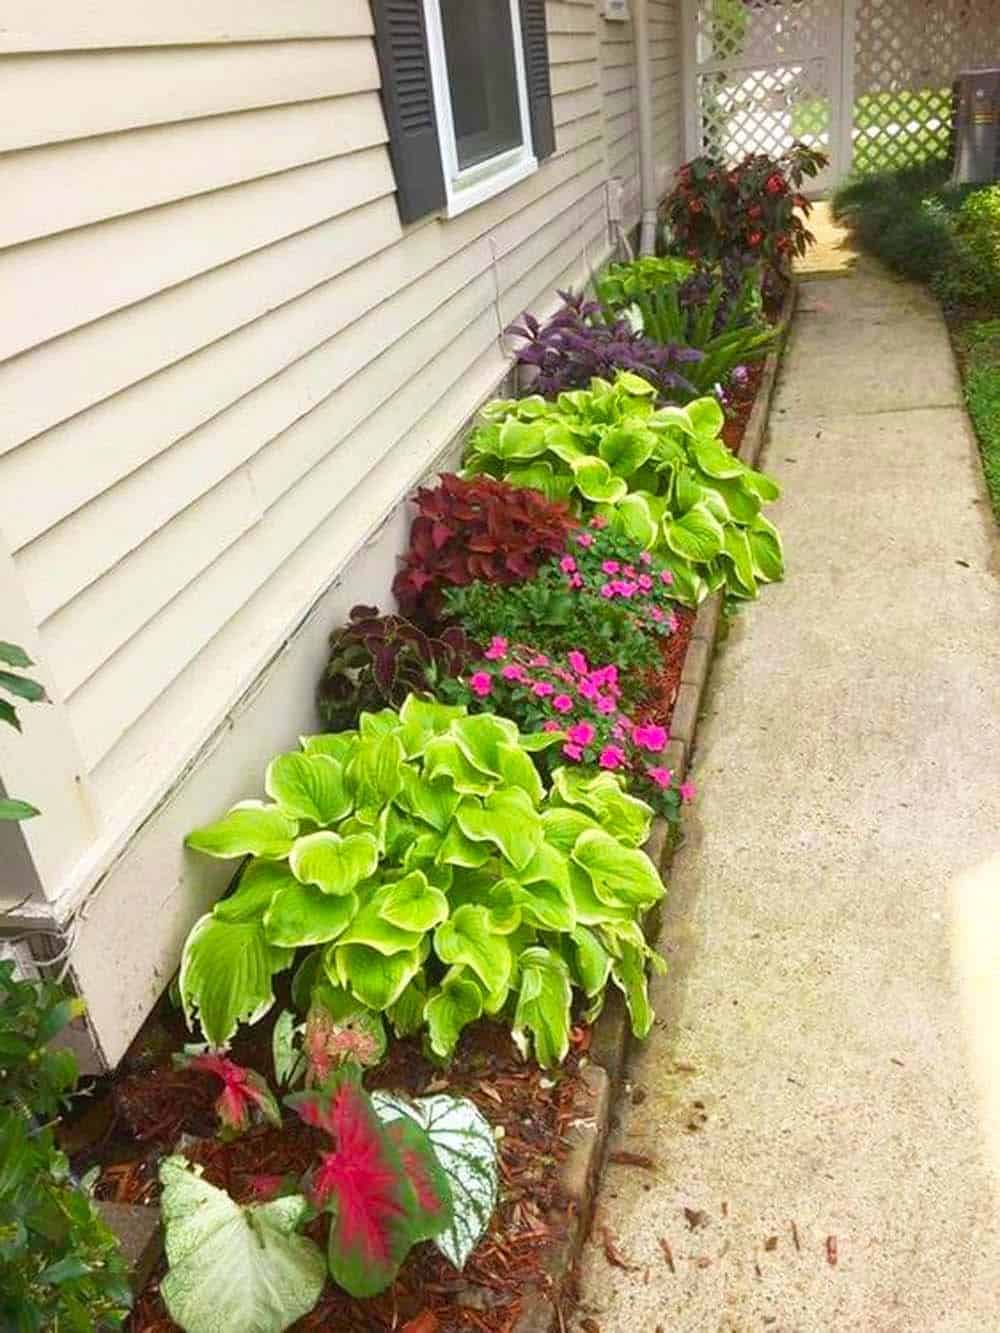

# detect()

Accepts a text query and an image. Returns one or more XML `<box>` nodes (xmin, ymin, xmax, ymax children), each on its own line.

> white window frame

<box><xmin>423</xmin><ymin>0</ymin><xmax>538</xmax><ymax>218</ymax></box>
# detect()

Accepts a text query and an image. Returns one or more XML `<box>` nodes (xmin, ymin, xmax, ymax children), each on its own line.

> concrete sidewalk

<box><xmin>574</xmin><ymin>212</ymin><xmax>1000</xmax><ymax>1331</ymax></box>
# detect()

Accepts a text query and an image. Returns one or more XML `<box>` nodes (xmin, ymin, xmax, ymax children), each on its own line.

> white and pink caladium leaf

<box><xmin>286</xmin><ymin>1066</ymin><xmax>452</xmax><ymax>1298</ymax></box>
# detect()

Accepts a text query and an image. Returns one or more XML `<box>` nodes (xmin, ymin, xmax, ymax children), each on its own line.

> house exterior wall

<box><xmin>0</xmin><ymin>0</ymin><xmax>684</xmax><ymax>1066</ymax></box>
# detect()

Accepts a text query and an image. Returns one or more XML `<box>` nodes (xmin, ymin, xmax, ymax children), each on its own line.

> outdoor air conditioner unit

<box><xmin>951</xmin><ymin>68</ymin><xmax>1000</xmax><ymax>184</ymax></box>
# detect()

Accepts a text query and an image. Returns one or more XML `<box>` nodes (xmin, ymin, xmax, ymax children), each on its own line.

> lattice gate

<box><xmin>682</xmin><ymin>0</ymin><xmax>1000</xmax><ymax>187</ymax></box>
<box><xmin>682</xmin><ymin>0</ymin><xmax>845</xmax><ymax>191</ymax></box>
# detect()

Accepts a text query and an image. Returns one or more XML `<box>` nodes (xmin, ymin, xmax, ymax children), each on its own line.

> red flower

<box><xmin>765</xmin><ymin>174</ymin><xmax>785</xmax><ymax>195</ymax></box>
<box><xmin>748</xmin><ymin>231</ymin><xmax>762</xmax><ymax>248</ymax></box>
<box><xmin>748</xmin><ymin>203</ymin><xmax>762</xmax><ymax>219</ymax></box>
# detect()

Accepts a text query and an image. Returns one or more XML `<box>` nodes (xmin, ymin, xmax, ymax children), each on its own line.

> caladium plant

<box><xmin>159</xmin><ymin>1157</ymin><xmax>327</xmax><ymax>1333</ymax></box>
<box><xmin>288</xmin><ymin>1068</ymin><xmax>453</xmax><ymax>1297</ymax></box>
<box><xmin>159</xmin><ymin>1075</ymin><xmax>499</xmax><ymax>1328</ymax></box>
<box><xmin>462</xmin><ymin>370</ymin><xmax>784</xmax><ymax>605</ymax></box>
<box><xmin>179</xmin><ymin>694</ymin><xmax>665</xmax><ymax>1066</ymax></box>
<box><xmin>173</xmin><ymin>1050</ymin><xmax>281</xmax><ymax>1137</ymax></box>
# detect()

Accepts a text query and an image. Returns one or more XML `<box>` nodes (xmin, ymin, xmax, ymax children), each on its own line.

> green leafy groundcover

<box><xmin>462</xmin><ymin>370</ymin><xmax>783</xmax><ymax>604</ymax></box>
<box><xmin>180</xmin><ymin>695</ymin><xmax>665</xmax><ymax>1068</ymax></box>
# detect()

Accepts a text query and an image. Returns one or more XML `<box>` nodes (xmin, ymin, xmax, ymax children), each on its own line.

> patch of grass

<box><xmin>963</xmin><ymin>321</ymin><xmax>1000</xmax><ymax>518</ymax></box>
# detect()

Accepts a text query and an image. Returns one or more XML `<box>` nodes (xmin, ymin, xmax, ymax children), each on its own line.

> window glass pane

<box><xmin>440</xmin><ymin>0</ymin><xmax>523</xmax><ymax>170</ymax></box>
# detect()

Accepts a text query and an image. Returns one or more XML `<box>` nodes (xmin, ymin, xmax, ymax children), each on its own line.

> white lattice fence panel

<box><xmin>693</xmin><ymin>0</ymin><xmax>836</xmax><ymax>169</ymax></box>
<box><xmin>853</xmin><ymin>0</ymin><xmax>1000</xmax><ymax>173</ymax></box>
<box><xmin>696</xmin><ymin>0</ymin><xmax>827</xmax><ymax>69</ymax></box>
<box><xmin>698</xmin><ymin>60</ymin><xmax>832</xmax><ymax>163</ymax></box>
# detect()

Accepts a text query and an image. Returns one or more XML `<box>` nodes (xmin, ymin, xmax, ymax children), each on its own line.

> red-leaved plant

<box><xmin>662</xmin><ymin>143</ymin><xmax>828</xmax><ymax>282</ymax></box>
<box><xmin>393</xmin><ymin>474</ymin><xmax>578</xmax><ymax>624</ymax></box>
<box><xmin>173</xmin><ymin>1051</ymin><xmax>281</xmax><ymax>1137</ymax></box>
<box><xmin>287</xmin><ymin>1068</ymin><xmax>452</xmax><ymax>1298</ymax></box>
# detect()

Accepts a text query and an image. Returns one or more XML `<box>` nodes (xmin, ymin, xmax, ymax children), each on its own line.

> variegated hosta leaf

<box><xmin>512</xmin><ymin>948</ymin><xmax>573</xmax><ymax>1069</ymax></box>
<box><xmin>454</xmin><ymin>788</ymin><xmax>543</xmax><ymax>871</ymax></box>
<box><xmin>449</xmin><ymin>713</ymin><xmax>520</xmax><ymax>778</ymax></box>
<box><xmin>214</xmin><ymin>860</ymin><xmax>298</xmax><ymax>924</ymax></box>
<box><xmin>424</xmin><ymin>972</ymin><xmax>485</xmax><ymax>1060</ymax></box>
<box><xmin>186</xmin><ymin>801</ymin><xmax>298</xmax><ymax>861</ymax></box>
<box><xmin>180</xmin><ymin>916</ymin><xmax>290</xmax><ymax>1049</ymax></box>
<box><xmin>265</xmin><ymin>751</ymin><xmax>352</xmax><ymax>826</ymax></box>
<box><xmin>159</xmin><ymin>1157</ymin><xmax>325</xmax><ymax>1333</ymax></box>
<box><xmin>289</xmin><ymin>830</ymin><xmax>379</xmax><ymax>897</ymax></box>
<box><xmin>571</xmin><ymin>829</ymin><xmax>664</xmax><ymax>910</ymax></box>
<box><xmin>434</xmin><ymin>905</ymin><xmax>512</xmax><ymax>996</ymax></box>
<box><xmin>372</xmin><ymin>1091</ymin><xmax>499</xmax><ymax>1272</ymax></box>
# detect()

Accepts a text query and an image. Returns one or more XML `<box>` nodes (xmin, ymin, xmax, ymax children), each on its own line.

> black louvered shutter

<box><xmin>519</xmin><ymin>0</ymin><xmax>556</xmax><ymax>161</ymax></box>
<box><xmin>371</xmin><ymin>0</ymin><xmax>446</xmax><ymax>224</ymax></box>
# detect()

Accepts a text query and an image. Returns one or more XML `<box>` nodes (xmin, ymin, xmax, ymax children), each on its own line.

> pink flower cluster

<box><xmin>458</xmin><ymin>639</ymin><xmax>697</xmax><ymax>808</ymax></box>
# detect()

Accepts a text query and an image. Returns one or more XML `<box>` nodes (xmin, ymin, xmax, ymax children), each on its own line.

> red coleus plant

<box><xmin>174</xmin><ymin>1051</ymin><xmax>281</xmax><ymax>1137</ymax></box>
<box><xmin>393</xmin><ymin>473</ymin><xmax>578</xmax><ymax>624</ymax></box>
<box><xmin>287</xmin><ymin>1068</ymin><xmax>452</xmax><ymax>1298</ymax></box>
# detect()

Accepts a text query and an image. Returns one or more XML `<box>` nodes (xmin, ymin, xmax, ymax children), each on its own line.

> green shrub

<box><xmin>0</xmin><ymin>964</ymin><xmax>132</xmax><ymax>1329</ymax></box>
<box><xmin>462</xmin><ymin>371</ymin><xmax>784</xmax><ymax>605</ymax></box>
<box><xmin>179</xmin><ymin>695</ymin><xmax>665</xmax><ymax>1067</ymax></box>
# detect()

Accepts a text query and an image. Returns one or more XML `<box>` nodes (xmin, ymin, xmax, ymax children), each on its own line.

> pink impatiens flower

<box><xmin>562</xmin><ymin>742</ymin><xmax>584</xmax><ymax>761</ymax></box>
<box><xmin>598</xmin><ymin>745</ymin><xmax>626</xmax><ymax>770</ymax></box>
<box><xmin>623</xmin><ymin>565</ymin><xmax>636</xmax><ymax>579</ymax></box>
<box><xmin>542</xmin><ymin>720</ymin><xmax>563</xmax><ymax>732</ymax></box>
<box><xmin>650</xmin><ymin>607</ymin><xmax>664</xmax><ymax>623</ymax></box>
<box><xmin>640</xmin><ymin>551</ymin><xmax>653</xmax><ymax>565</ymax></box>
<box><xmin>590</xmin><ymin>515</ymin><xmax>608</xmax><ymax>529</ymax></box>
<box><xmin>575</xmin><ymin>532</ymin><xmax>594</xmax><ymax>548</ymax></box>
<box><xmin>578</xmin><ymin>678</ymin><xmax>600</xmax><ymax>701</ymax></box>
<box><xmin>633</xmin><ymin>723</ymin><xmax>668</xmax><ymax>753</ymax></box>
<box><xmin>552</xmin><ymin>693</ymin><xmax>574</xmax><ymax>714</ymax></box>
<box><xmin>601</xmin><ymin>560</ymin><xmax>620</xmax><ymax>575</ymax></box>
<box><xmin>596</xmin><ymin>696</ymin><xmax>616</xmax><ymax>714</ymax></box>
<box><xmin>569</xmin><ymin>573</ymin><xmax>584</xmax><ymax>589</ymax></box>
<box><xmin>532</xmin><ymin>681</ymin><xmax>555</xmax><ymax>697</ymax></box>
<box><xmin>469</xmin><ymin>671</ymin><xmax>493</xmax><ymax>697</ymax></box>
<box><xmin>529</xmin><ymin>653</ymin><xmax>550</xmax><ymax>667</ymax></box>
<box><xmin>637</xmin><ymin>573</ymin><xmax>654</xmax><ymax>591</ymax></box>
<box><xmin>600</xmin><ymin>583</ymin><xmax>616</xmax><ymax>599</ymax></box>
<box><xmin>647</xmin><ymin>766</ymin><xmax>673</xmax><ymax>789</ymax></box>
<box><xmin>560</xmin><ymin>555</ymin><xmax>577</xmax><ymax>574</ymax></box>
<box><xmin>501</xmin><ymin>664</ymin><xmax>528</xmax><ymax>683</ymax></box>
<box><xmin>567</xmin><ymin>650</ymin><xmax>589</xmax><ymax>675</ymax></box>
<box><xmin>679</xmin><ymin>780</ymin><xmax>696</xmax><ymax>803</ymax></box>
<box><xmin>660</xmin><ymin>569</ymin><xmax>674</xmax><ymax>585</ymax></box>
<box><xmin>567</xmin><ymin>721</ymin><xmax>596</xmax><ymax>746</ymax></box>
<box><xmin>484</xmin><ymin>636</ymin><xmax>508</xmax><ymax>660</ymax></box>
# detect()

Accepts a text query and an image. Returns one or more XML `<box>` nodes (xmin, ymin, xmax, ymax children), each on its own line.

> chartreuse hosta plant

<box><xmin>159</xmin><ymin>1068</ymin><xmax>498</xmax><ymax>1331</ymax></box>
<box><xmin>179</xmin><ymin>695</ymin><xmax>665</xmax><ymax>1068</ymax></box>
<box><xmin>462</xmin><ymin>370</ymin><xmax>783</xmax><ymax>604</ymax></box>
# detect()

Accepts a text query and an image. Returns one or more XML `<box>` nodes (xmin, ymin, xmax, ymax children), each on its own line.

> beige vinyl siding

<box><xmin>0</xmin><ymin>1</ymin><xmax>618</xmax><ymax>906</ymax></box>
